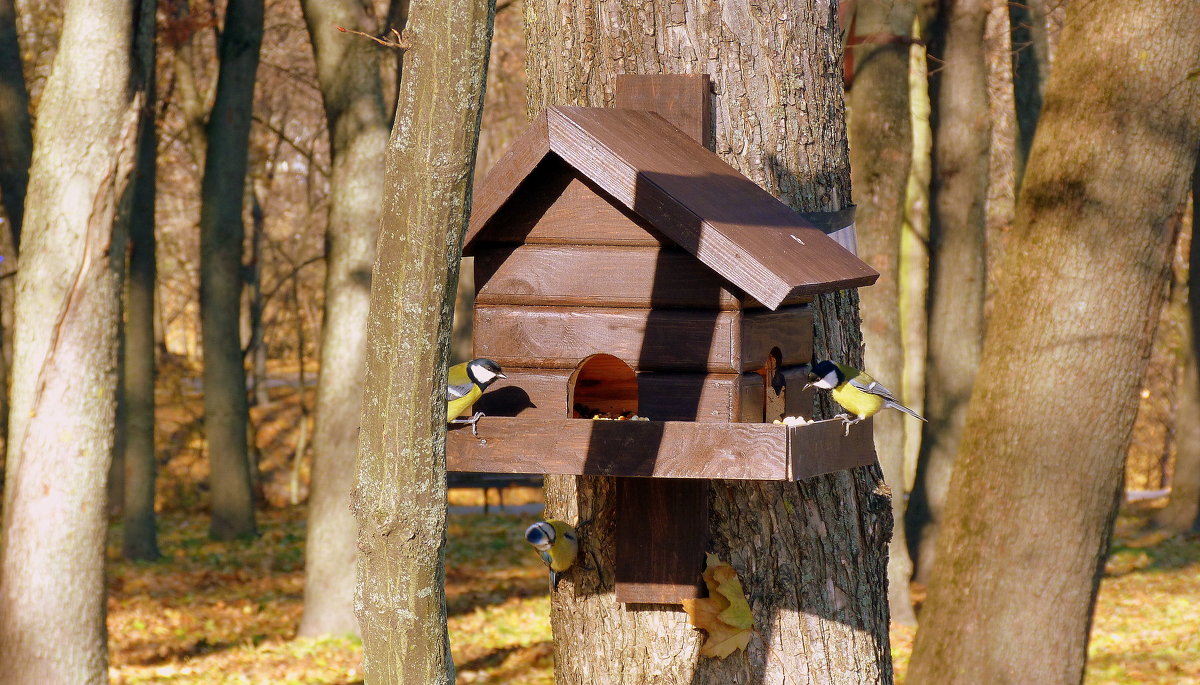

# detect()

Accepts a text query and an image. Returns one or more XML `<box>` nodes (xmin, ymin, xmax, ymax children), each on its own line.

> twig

<box><xmin>335</xmin><ymin>25</ymin><xmax>411</xmax><ymax>50</ymax></box>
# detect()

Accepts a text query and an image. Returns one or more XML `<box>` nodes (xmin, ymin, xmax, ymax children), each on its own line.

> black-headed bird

<box><xmin>805</xmin><ymin>360</ymin><xmax>925</xmax><ymax>435</ymax></box>
<box><xmin>447</xmin><ymin>358</ymin><xmax>506</xmax><ymax>435</ymax></box>
<box><xmin>525</xmin><ymin>520</ymin><xmax>579</xmax><ymax>591</ymax></box>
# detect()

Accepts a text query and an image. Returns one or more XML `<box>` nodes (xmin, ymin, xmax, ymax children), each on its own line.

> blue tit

<box><xmin>805</xmin><ymin>360</ymin><xmax>925</xmax><ymax>435</ymax></box>
<box><xmin>447</xmin><ymin>358</ymin><xmax>506</xmax><ymax>435</ymax></box>
<box><xmin>525</xmin><ymin>520</ymin><xmax>579</xmax><ymax>591</ymax></box>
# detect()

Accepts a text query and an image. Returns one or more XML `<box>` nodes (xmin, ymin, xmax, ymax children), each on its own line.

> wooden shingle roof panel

<box><xmin>465</xmin><ymin>106</ymin><xmax>878</xmax><ymax>308</ymax></box>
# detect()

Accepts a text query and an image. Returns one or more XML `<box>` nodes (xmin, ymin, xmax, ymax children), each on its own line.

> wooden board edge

<box><xmin>787</xmin><ymin>417</ymin><xmax>876</xmax><ymax>481</ymax></box>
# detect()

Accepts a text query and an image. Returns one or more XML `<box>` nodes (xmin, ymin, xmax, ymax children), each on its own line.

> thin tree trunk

<box><xmin>906</xmin><ymin>0</ymin><xmax>991</xmax><ymax>585</ymax></box>
<box><xmin>200</xmin><ymin>0</ymin><xmax>262</xmax><ymax>541</ymax></box>
<box><xmin>0</xmin><ymin>0</ymin><xmax>31</xmax><ymax>248</ymax></box>
<box><xmin>907</xmin><ymin>1</ymin><xmax>1200</xmax><ymax>681</ymax></box>
<box><xmin>121</xmin><ymin>0</ymin><xmax>160</xmax><ymax>561</ymax></box>
<box><xmin>298</xmin><ymin>0</ymin><xmax>391</xmax><ymax>638</ymax></box>
<box><xmin>849</xmin><ymin>0</ymin><xmax>918</xmax><ymax>627</ymax></box>
<box><xmin>247</xmin><ymin>182</ymin><xmax>269</xmax><ymax>408</ymax></box>
<box><xmin>525</xmin><ymin>2</ymin><xmax>893</xmax><ymax>682</ymax></box>
<box><xmin>1157</xmin><ymin>157</ymin><xmax>1200</xmax><ymax>534</ymax></box>
<box><xmin>0</xmin><ymin>0</ymin><xmax>138</xmax><ymax>680</ymax></box>
<box><xmin>352</xmin><ymin>0</ymin><xmax>493</xmax><ymax>681</ymax></box>
<box><xmin>1008</xmin><ymin>0</ymin><xmax>1048</xmax><ymax>188</ymax></box>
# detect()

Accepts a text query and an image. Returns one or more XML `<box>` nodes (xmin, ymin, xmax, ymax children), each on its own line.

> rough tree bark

<box><xmin>848</xmin><ymin>0</ymin><xmax>918</xmax><ymax>627</ymax></box>
<box><xmin>905</xmin><ymin>0</ymin><xmax>991</xmax><ymax>585</ymax></box>
<box><xmin>524</xmin><ymin>2</ymin><xmax>893</xmax><ymax>682</ymax></box>
<box><xmin>0</xmin><ymin>0</ymin><xmax>138</xmax><ymax>681</ymax></box>
<box><xmin>0</xmin><ymin>0</ymin><xmax>31</xmax><ymax>247</ymax></box>
<box><xmin>352</xmin><ymin>0</ymin><xmax>493</xmax><ymax>682</ymax></box>
<box><xmin>1157</xmin><ymin>159</ymin><xmax>1200</xmax><ymax>534</ymax></box>
<box><xmin>200</xmin><ymin>0</ymin><xmax>262</xmax><ymax>540</ymax></box>
<box><xmin>298</xmin><ymin>0</ymin><xmax>391</xmax><ymax>638</ymax></box>
<box><xmin>907</xmin><ymin>1</ymin><xmax>1200</xmax><ymax>681</ymax></box>
<box><xmin>121</xmin><ymin>0</ymin><xmax>161</xmax><ymax>562</ymax></box>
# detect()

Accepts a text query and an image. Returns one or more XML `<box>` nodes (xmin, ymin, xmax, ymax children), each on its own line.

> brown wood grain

<box><xmin>468</xmin><ymin>159</ymin><xmax>668</xmax><ymax>249</ymax></box>
<box><xmin>614</xmin><ymin>477</ymin><xmax>708</xmax><ymax>603</ymax></box>
<box><xmin>464</xmin><ymin>107</ymin><xmax>878</xmax><ymax>307</ymax></box>
<box><xmin>447</xmin><ymin>417</ymin><xmax>791</xmax><ymax>479</ymax></box>
<box><xmin>470</xmin><ymin>366</ymin><xmax>766</xmax><ymax>423</ymax></box>
<box><xmin>781</xmin><ymin>365</ymin><xmax>817</xmax><ymax>419</ymax></box>
<box><xmin>473</xmin><ymin>304</ymin><xmax>812</xmax><ymax>373</ymax></box>
<box><xmin>545</xmin><ymin>106</ymin><xmax>879</xmax><ymax>306</ymax></box>
<box><xmin>788</xmin><ymin>417</ymin><xmax>877</xmax><ymax>480</ymax></box>
<box><xmin>466</xmin><ymin>112</ymin><xmax>549</xmax><ymax>244</ymax></box>
<box><xmin>445</xmin><ymin>416</ymin><xmax>875</xmax><ymax>481</ymax></box>
<box><xmin>614</xmin><ymin>74</ymin><xmax>712</xmax><ymax>148</ymax></box>
<box><xmin>475</xmin><ymin>244</ymin><xmax>815</xmax><ymax>311</ymax></box>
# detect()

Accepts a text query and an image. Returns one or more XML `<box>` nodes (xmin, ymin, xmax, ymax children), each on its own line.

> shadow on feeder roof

<box><xmin>465</xmin><ymin>105</ymin><xmax>879</xmax><ymax>310</ymax></box>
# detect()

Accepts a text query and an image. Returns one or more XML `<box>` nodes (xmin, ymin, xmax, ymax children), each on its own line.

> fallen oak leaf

<box><xmin>681</xmin><ymin>554</ymin><xmax>755</xmax><ymax>658</ymax></box>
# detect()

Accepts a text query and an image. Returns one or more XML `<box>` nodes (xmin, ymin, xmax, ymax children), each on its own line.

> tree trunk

<box><xmin>907</xmin><ymin>1</ymin><xmax>1200</xmax><ymax>681</ymax></box>
<box><xmin>0</xmin><ymin>0</ymin><xmax>31</xmax><ymax>248</ymax></box>
<box><xmin>524</xmin><ymin>2</ymin><xmax>893</xmax><ymax>682</ymax></box>
<box><xmin>848</xmin><ymin>0</ymin><xmax>918</xmax><ymax>627</ymax></box>
<box><xmin>0</xmin><ymin>0</ymin><xmax>138</xmax><ymax>680</ymax></box>
<box><xmin>200</xmin><ymin>0</ymin><xmax>262</xmax><ymax>541</ymax></box>
<box><xmin>352</xmin><ymin>0</ymin><xmax>493</xmax><ymax>681</ymax></box>
<box><xmin>121</xmin><ymin>0</ymin><xmax>160</xmax><ymax>561</ymax></box>
<box><xmin>906</xmin><ymin>0</ymin><xmax>991</xmax><ymax>585</ymax></box>
<box><xmin>1157</xmin><ymin>159</ymin><xmax>1200</xmax><ymax>534</ymax></box>
<box><xmin>297</xmin><ymin>0</ymin><xmax>391</xmax><ymax>639</ymax></box>
<box><xmin>1008</xmin><ymin>0</ymin><xmax>1049</xmax><ymax>188</ymax></box>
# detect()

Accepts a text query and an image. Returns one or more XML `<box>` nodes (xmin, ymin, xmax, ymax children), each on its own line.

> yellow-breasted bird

<box><xmin>805</xmin><ymin>360</ymin><xmax>925</xmax><ymax>434</ymax></box>
<box><xmin>447</xmin><ymin>358</ymin><xmax>506</xmax><ymax>435</ymax></box>
<box><xmin>525</xmin><ymin>520</ymin><xmax>579</xmax><ymax>591</ymax></box>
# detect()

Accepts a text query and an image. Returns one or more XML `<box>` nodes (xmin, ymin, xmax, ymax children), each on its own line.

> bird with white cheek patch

<box><xmin>804</xmin><ymin>360</ymin><xmax>925</xmax><ymax>435</ymax></box>
<box><xmin>447</xmin><ymin>358</ymin><xmax>506</xmax><ymax>436</ymax></box>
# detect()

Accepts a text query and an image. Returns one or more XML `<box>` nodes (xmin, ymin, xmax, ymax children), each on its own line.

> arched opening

<box><xmin>569</xmin><ymin>354</ymin><xmax>639</xmax><ymax>419</ymax></box>
<box><xmin>758</xmin><ymin>347</ymin><xmax>785</xmax><ymax>423</ymax></box>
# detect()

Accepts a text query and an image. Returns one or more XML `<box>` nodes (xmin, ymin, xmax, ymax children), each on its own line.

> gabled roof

<box><xmin>465</xmin><ymin>106</ymin><xmax>878</xmax><ymax>309</ymax></box>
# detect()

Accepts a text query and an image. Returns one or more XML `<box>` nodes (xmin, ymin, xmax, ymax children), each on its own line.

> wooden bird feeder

<box><xmin>447</xmin><ymin>75</ymin><xmax>880</xmax><ymax>604</ymax></box>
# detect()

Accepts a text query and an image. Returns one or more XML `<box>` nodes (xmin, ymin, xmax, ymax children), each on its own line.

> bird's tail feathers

<box><xmin>886</xmin><ymin>401</ymin><xmax>927</xmax><ymax>422</ymax></box>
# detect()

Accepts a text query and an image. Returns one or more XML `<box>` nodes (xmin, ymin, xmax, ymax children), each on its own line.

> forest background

<box><xmin>0</xmin><ymin>0</ymin><xmax>1197</xmax><ymax>683</ymax></box>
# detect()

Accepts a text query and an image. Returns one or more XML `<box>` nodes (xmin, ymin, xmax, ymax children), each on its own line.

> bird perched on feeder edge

<box><xmin>805</xmin><ymin>360</ymin><xmax>925</xmax><ymax>435</ymax></box>
<box><xmin>447</xmin><ymin>358</ymin><xmax>506</xmax><ymax>435</ymax></box>
<box><xmin>525</xmin><ymin>520</ymin><xmax>579</xmax><ymax>591</ymax></box>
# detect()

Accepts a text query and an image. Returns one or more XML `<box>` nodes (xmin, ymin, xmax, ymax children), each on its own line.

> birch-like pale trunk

<box><xmin>298</xmin><ymin>0</ymin><xmax>391</xmax><ymax>638</ymax></box>
<box><xmin>0</xmin><ymin>0</ymin><xmax>137</xmax><ymax>680</ymax></box>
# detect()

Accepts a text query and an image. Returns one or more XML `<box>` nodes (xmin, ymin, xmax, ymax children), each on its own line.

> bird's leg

<box><xmin>450</xmin><ymin>411</ymin><xmax>486</xmax><ymax>436</ymax></box>
<box><xmin>839</xmin><ymin>414</ymin><xmax>862</xmax><ymax>437</ymax></box>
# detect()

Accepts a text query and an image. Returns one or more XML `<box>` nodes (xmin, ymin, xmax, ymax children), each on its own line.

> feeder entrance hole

<box><xmin>569</xmin><ymin>354</ymin><xmax>639</xmax><ymax>419</ymax></box>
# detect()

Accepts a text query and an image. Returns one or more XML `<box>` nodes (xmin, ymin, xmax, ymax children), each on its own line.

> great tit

<box><xmin>525</xmin><ymin>519</ymin><xmax>579</xmax><ymax>591</ymax></box>
<box><xmin>447</xmin><ymin>358</ymin><xmax>506</xmax><ymax>435</ymax></box>
<box><xmin>805</xmin><ymin>360</ymin><xmax>925</xmax><ymax>435</ymax></box>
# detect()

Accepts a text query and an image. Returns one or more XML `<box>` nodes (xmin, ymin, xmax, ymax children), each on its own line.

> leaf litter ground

<box><xmin>108</xmin><ymin>493</ymin><xmax>1198</xmax><ymax>683</ymax></box>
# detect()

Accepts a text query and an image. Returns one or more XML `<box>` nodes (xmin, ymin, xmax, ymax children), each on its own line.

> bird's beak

<box><xmin>802</xmin><ymin>381</ymin><xmax>814</xmax><ymax>391</ymax></box>
<box><xmin>498</xmin><ymin>373</ymin><xmax>507</xmax><ymax>379</ymax></box>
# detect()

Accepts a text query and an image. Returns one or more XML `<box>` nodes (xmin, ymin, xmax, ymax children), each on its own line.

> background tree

<box><xmin>0</xmin><ymin>0</ymin><xmax>30</xmax><ymax>248</ymax></box>
<box><xmin>120</xmin><ymin>0</ymin><xmax>160</xmax><ymax>561</ymax></box>
<box><xmin>907</xmin><ymin>0</ymin><xmax>1200</xmax><ymax>680</ymax></box>
<box><xmin>906</xmin><ymin>0</ymin><xmax>992</xmax><ymax>584</ymax></box>
<box><xmin>0</xmin><ymin>0</ymin><xmax>140</xmax><ymax>679</ymax></box>
<box><xmin>847</xmin><ymin>0</ymin><xmax>919</xmax><ymax>626</ymax></box>
<box><xmin>1157</xmin><ymin>161</ymin><xmax>1200</xmax><ymax>534</ymax></box>
<box><xmin>200</xmin><ymin>0</ymin><xmax>263</xmax><ymax>540</ymax></box>
<box><xmin>297</xmin><ymin>0</ymin><xmax>392</xmax><ymax>637</ymax></box>
<box><xmin>352</xmin><ymin>0</ymin><xmax>493</xmax><ymax>681</ymax></box>
<box><xmin>524</xmin><ymin>1</ymin><xmax>893</xmax><ymax>681</ymax></box>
